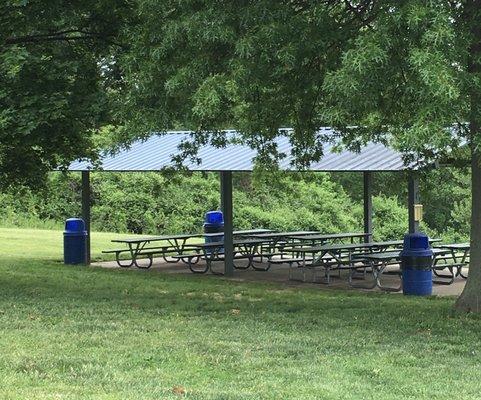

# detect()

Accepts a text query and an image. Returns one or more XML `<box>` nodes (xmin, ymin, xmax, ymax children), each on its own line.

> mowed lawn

<box><xmin>0</xmin><ymin>228</ymin><xmax>480</xmax><ymax>399</ymax></box>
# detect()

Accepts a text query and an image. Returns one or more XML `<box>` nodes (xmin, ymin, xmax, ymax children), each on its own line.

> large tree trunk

<box><xmin>454</xmin><ymin>0</ymin><xmax>481</xmax><ymax>312</ymax></box>
<box><xmin>455</xmin><ymin>144</ymin><xmax>481</xmax><ymax>312</ymax></box>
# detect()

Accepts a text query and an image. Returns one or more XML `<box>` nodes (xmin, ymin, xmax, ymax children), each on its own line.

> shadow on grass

<box><xmin>2</xmin><ymin>257</ymin><xmax>481</xmax><ymax>400</ymax></box>
<box><xmin>1</xmin><ymin>257</ymin><xmax>480</xmax><ymax>334</ymax></box>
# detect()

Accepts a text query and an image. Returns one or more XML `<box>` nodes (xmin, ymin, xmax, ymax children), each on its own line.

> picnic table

<box><xmin>279</xmin><ymin>239</ymin><xmax>442</xmax><ymax>285</ymax></box>
<box><xmin>247</xmin><ymin>231</ymin><xmax>319</xmax><ymax>254</ymax></box>
<box><xmin>349</xmin><ymin>248</ymin><xmax>451</xmax><ymax>291</ymax></box>
<box><xmin>434</xmin><ymin>243</ymin><xmax>470</xmax><ymax>280</ymax></box>
<box><xmin>247</xmin><ymin>230</ymin><xmax>318</xmax><ymax>240</ymax></box>
<box><xmin>179</xmin><ymin>238</ymin><xmax>269</xmax><ymax>274</ymax></box>
<box><xmin>286</xmin><ymin>232</ymin><xmax>372</xmax><ymax>245</ymax></box>
<box><xmin>231</xmin><ymin>228</ymin><xmax>274</xmax><ymax>236</ymax></box>
<box><xmin>107</xmin><ymin>233</ymin><xmax>204</xmax><ymax>268</ymax></box>
<box><xmin>106</xmin><ymin>229</ymin><xmax>275</xmax><ymax>269</ymax></box>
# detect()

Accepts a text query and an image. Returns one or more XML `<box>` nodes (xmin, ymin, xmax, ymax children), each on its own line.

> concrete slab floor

<box><xmin>92</xmin><ymin>257</ymin><xmax>467</xmax><ymax>297</ymax></box>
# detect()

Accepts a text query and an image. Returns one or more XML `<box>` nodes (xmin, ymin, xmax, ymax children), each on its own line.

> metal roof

<box><xmin>68</xmin><ymin>129</ymin><xmax>410</xmax><ymax>172</ymax></box>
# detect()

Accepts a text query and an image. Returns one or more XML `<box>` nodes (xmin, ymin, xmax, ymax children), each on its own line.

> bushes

<box><xmin>371</xmin><ymin>195</ymin><xmax>408</xmax><ymax>240</ymax></box>
<box><xmin>0</xmin><ymin>169</ymin><xmax>466</xmax><ymax>241</ymax></box>
<box><xmin>89</xmin><ymin>172</ymin><xmax>220</xmax><ymax>234</ymax></box>
<box><xmin>233</xmin><ymin>172</ymin><xmax>362</xmax><ymax>233</ymax></box>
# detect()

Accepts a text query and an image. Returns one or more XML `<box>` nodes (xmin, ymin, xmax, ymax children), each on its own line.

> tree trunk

<box><xmin>454</xmin><ymin>0</ymin><xmax>481</xmax><ymax>312</ymax></box>
<box><xmin>455</xmin><ymin>144</ymin><xmax>481</xmax><ymax>312</ymax></box>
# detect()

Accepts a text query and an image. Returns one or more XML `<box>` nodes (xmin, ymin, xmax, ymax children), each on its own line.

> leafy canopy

<box><xmin>120</xmin><ymin>1</ymin><xmax>476</xmax><ymax>167</ymax></box>
<box><xmin>0</xmin><ymin>0</ymin><xmax>130</xmax><ymax>188</ymax></box>
<box><xmin>120</xmin><ymin>0</ymin><xmax>376</xmax><ymax>166</ymax></box>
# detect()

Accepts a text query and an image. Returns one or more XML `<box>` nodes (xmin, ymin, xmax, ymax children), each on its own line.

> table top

<box><xmin>233</xmin><ymin>229</ymin><xmax>274</xmax><ymax>236</ymax></box>
<box><xmin>435</xmin><ymin>243</ymin><xmax>470</xmax><ymax>250</ymax></box>
<box><xmin>114</xmin><ymin>229</ymin><xmax>275</xmax><ymax>243</ymax></box>
<box><xmin>288</xmin><ymin>232</ymin><xmax>372</xmax><ymax>241</ymax></box>
<box><xmin>359</xmin><ymin>248</ymin><xmax>449</xmax><ymax>261</ymax></box>
<box><xmin>285</xmin><ymin>238</ymin><xmax>443</xmax><ymax>254</ymax></box>
<box><xmin>285</xmin><ymin>240</ymin><xmax>405</xmax><ymax>254</ymax></box>
<box><xmin>248</xmin><ymin>231</ymin><xmax>319</xmax><ymax>239</ymax></box>
<box><xmin>188</xmin><ymin>238</ymin><xmax>267</xmax><ymax>249</ymax></box>
<box><xmin>112</xmin><ymin>233</ymin><xmax>203</xmax><ymax>244</ymax></box>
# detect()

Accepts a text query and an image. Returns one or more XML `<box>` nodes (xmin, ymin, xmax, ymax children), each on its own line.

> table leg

<box><xmin>375</xmin><ymin>262</ymin><xmax>402</xmax><ymax>292</ymax></box>
<box><xmin>133</xmin><ymin>241</ymin><xmax>153</xmax><ymax>269</ymax></box>
<box><xmin>459</xmin><ymin>249</ymin><xmax>469</xmax><ymax>279</ymax></box>
<box><xmin>349</xmin><ymin>260</ymin><xmax>377</xmax><ymax>289</ymax></box>
<box><xmin>116</xmin><ymin>246</ymin><xmax>135</xmax><ymax>268</ymax></box>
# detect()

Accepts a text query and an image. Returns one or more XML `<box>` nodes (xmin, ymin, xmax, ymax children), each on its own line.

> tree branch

<box><xmin>4</xmin><ymin>30</ymin><xmax>124</xmax><ymax>48</ymax></box>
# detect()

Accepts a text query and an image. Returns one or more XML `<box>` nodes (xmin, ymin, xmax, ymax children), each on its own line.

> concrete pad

<box><xmin>92</xmin><ymin>257</ymin><xmax>467</xmax><ymax>297</ymax></box>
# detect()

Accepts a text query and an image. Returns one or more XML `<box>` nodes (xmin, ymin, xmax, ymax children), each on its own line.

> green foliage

<box><xmin>371</xmin><ymin>195</ymin><xmax>408</xmax><ymax>241</ymax></box>
<box><xmin>0</xmin><ymin>0</ymin><xmax>131</xmax><ymax>189</ymax></box>
<box><xmin>119</xmin><ymin>1</ymin><xmax>371</xmax><ymax>165</ymax></box>
<box><xmin>323</xmin><ymin>1</ymin><xmax>470</xmax><ymax>159</ymax></box>
<box><xmin>0</xmin><ymin>169</ymin><xmax>471</xmax><ymax>241</ymax></box>
<box><xmin>0</xmin><ymin>171</ymin><xmax>367</xmax><ymax>237</ymax></box>
<box><xmin>234</xmin><ymin>172</ymin><xmax>362</xmax><ymax>233</ymax></box>
<box><xmin>450</xmin><ymin>197</ymin><xmax>471</xmax><ymax>241</ymax></box>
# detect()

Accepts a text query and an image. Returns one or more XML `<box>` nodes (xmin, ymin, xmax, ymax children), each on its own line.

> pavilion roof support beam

<box><xmin>81</xmin><ymin>170</ymin><xmax>91</xmax><ymax>265</ymax></box>
<box><xmin>220</xmin><ymin>171</ymin><xmax>234</xmax><ymax>276</ymax></box>
<box><xmin>408</xmin><ymin>174</ymin><xmax>420</xmax><ymax>233</ymax></box>
<box><xmin>363</xmin><ymin>171</ymin><xmax>373</xmax><ymax>242</ymax></box>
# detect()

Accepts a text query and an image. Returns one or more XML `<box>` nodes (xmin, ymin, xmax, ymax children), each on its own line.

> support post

<box><xmin>220</xmin><ymin>173</ymin><xmax>225</xmax><ymax>213</ymax></box>
<box><xmin>220</xmin><ymin>171</ymin><xmax>234</xmax><ymax>276</ymax></box>
<box><xmin>81</xmin><ymin>170</ymin><xmax>91</xmax><ymax>265</ymax></box>
<box><xmin>408</xmin><ymin>174</ymin><xmax>420</xmax><ymax>233</ymax></box>
<box><xmin>363</xmin><ymin>171</ymin><xmax>373</xmax><ymax>242</ymax></box>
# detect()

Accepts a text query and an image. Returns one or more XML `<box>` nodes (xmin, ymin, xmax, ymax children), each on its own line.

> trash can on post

<box><xmin>64</xmin><ymin>218</ymin><xmax>87</xmax><ymax>265</ymax></box>
<box><xmin>204</xmin><ymin>211</ymin><xmax>224</xmax><ymax>253</ymax></box>
<box><xmin>400</xmin><ymin>232</ymin><xmax>433</xmax><ymax>296</ymax></box>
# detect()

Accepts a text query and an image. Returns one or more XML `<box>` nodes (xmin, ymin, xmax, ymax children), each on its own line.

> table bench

<box><xmin>102</xmin><ymin>245</ymin><xmax>182</xmax><ymax>269</ymax></box>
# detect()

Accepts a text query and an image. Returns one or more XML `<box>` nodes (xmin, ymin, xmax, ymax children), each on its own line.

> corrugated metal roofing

<box><xmin>68</xmin><ymin>129</ymin><xmax>411</xmax><ymax>172</ymax></box>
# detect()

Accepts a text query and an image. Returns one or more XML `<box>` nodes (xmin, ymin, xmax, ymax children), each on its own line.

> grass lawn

<box><xmin>0</xmin><ymin>227</ymin><xmax>480</xmax><ymax>399</ymax></box>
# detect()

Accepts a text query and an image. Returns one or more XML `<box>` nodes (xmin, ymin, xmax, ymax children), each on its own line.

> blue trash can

<box><xmin>204</xmin><ymin>211</ymin><xmax>224</xmax><ymax>253</ymax></box>
<box><xmin>205</xmin><ymin>211</ymin><xmax>224</xmax><ymax>225</ymax></box>
<box><xmin>64</xmin><ymin>218</ymin><xmax>87</xmax><ymax>264</ymax></box>
<box><xmin>400</xmin><ymin>232</ymin><xmax>433</xmax><ymax>296</ymax></box>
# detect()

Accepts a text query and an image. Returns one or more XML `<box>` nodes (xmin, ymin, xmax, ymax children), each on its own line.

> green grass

<box><xmin>0</xmin><ymin>227</ymin><xmax>125</xmax><ymax>261</ymax></box>
<box><xmin>0</xmin><ymin>227</ymin><xmax>480</xmax><ymax>399</ymax></box>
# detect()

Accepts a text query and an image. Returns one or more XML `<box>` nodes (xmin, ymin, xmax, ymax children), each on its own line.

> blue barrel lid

<box><xmin>65</xmin><ymin>218</ymin><xmax>86</xmax><ymax>233</ymax></box>
<box><xmin>400</xmin><ymin>232</ymin><xmax>433</xmax><ymax>257</ymax></box>
<box><xmin>205</xmin><ymin>210</ymin><xmax>224</xmax><ymax>224</ymax></box>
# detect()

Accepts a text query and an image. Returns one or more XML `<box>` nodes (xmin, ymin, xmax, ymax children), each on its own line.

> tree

<box><xmin>119</xmin><ymin>0</ymin><xmax>375</xmax><ymax>164</ymax></box>
<box><xmin>0</xmin><ymin>0</ymin><xmax>130</xmax><ymax>188</ymax></box>
<box><xmin>321</xmin><ymin>0</ymin><xmax>481</xmax><ymax>312</ymax></box>
<box><xmin>121</xmin><ymin>0</ymin><xmax>481</xmax><ymax>311</ymax></box>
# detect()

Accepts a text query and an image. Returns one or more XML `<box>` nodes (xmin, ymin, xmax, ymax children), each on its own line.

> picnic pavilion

<box><xmin>68</xmin><ymin>129</ymin><xmax>424</xmax><ymax>275</ymax></box>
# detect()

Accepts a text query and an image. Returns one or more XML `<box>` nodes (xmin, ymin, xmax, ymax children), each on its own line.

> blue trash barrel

<box><xmin>204</xmin><ymin>211</ymin><xmax>224</xmax><ymax>253</ymax></box>
<box><xmin>205</xmin><ymin>211</ymin><xmax>224</xmax><ymax>224</ymax></box>
<box><xmin>64</xmin><ymin>218</ymin><xmax>87</xmax><ymax>264</ymax></box>
<box><xmin>400</xmin><ymin>232</ymin><xmax>433</xmax><ymax>296</ymax></box>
